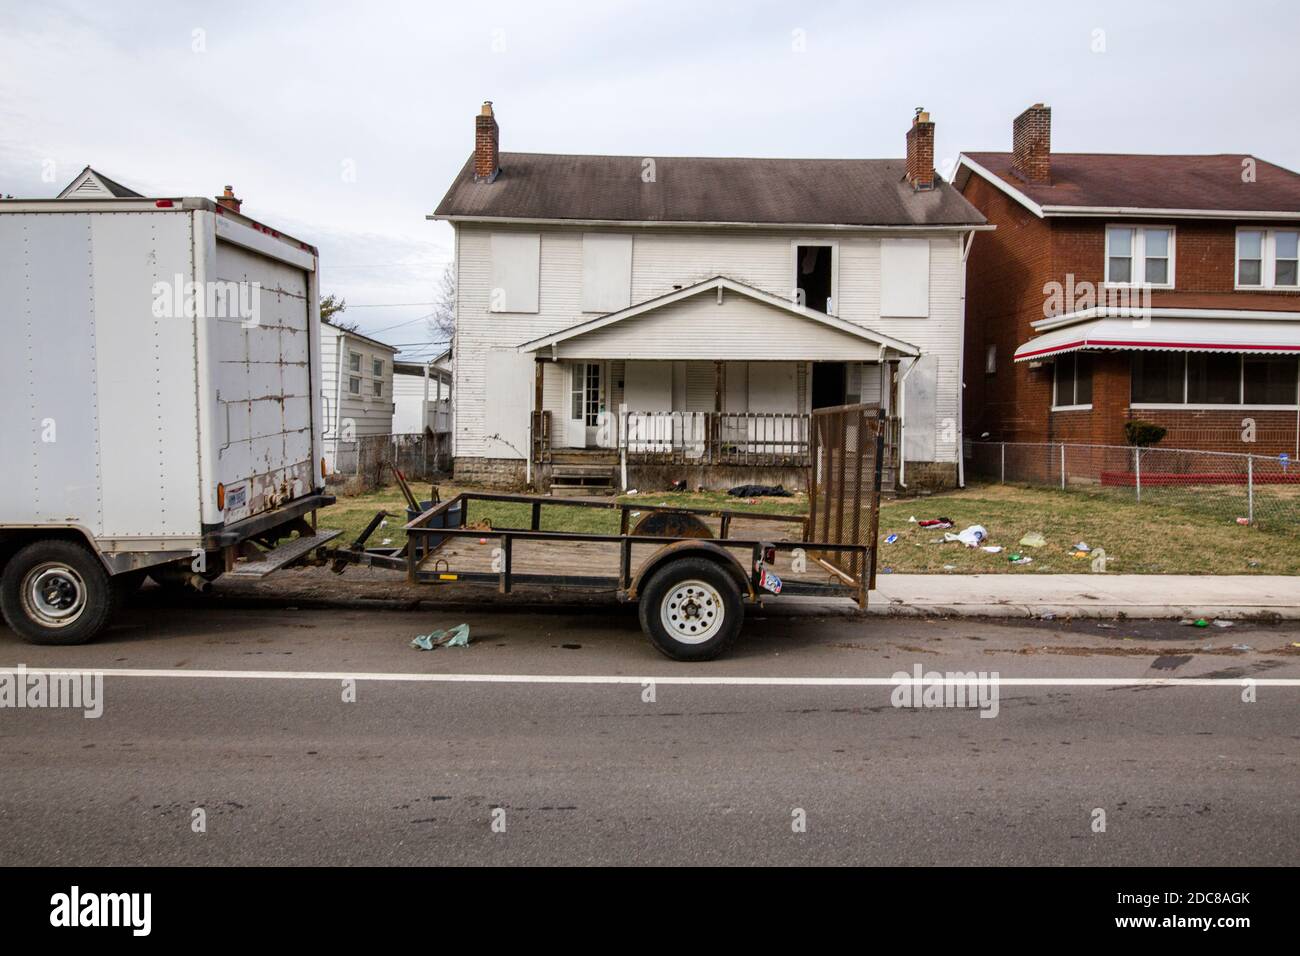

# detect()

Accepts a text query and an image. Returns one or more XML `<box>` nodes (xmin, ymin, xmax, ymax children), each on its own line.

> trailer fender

<box><xmin>626</xmin><ymin>540</ymin><xmax>755</xmax><ymax>601</ymax></box>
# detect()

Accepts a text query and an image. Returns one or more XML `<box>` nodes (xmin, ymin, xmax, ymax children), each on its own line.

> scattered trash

<box><xmin>908</xmin><ymin>515</ymin><xmax>918</xmax><ymax>523</ymax></box>
<box><xmin>1247</xmin><ymin>560</ymin><xmax>1261</xmax><ymax>568</ymax></box>
<box><xmin>1018</xmin><ymin>532</ymin><xmax>1047</xmax><ymax>548</ymax></box>
<box><xmin>1041</xmin><ymin>612</ymin><xmax>1056</xmax><ymax>621</ymax></box>
<box><xmin>918</xmin><ymin>517</ymin><xmax>953</xmax><ymax>529</ymax></box>
<box><xmin>410</xmin><ymin>623</ymin><xmax>471</xmax><ymax>651</ymax></box>
<box><xmin>884</xmin><ymin>533</ymin><xmax>899</xmax><ymax>544</ymax></box>
<box><xmin>727</xmin><ymin>484</ymin><xmax>791</xmax><ymax>498</ymax></box>
<box><xmin>1071</xmin><ymin>542</ymin><xmax>1091</xmax><ymax>553</ymax></box>
<box><xmin>630</xmin><ymin>511</ymin><xmax>641</xmax><ymax>518</ymax></box>
<box><xmin>1186</xmin><ymin>618</ymin><xmax>1209</xmax><ymax>628</ymax></box>
<box><xmin>1009</xmin><ymin>554</ymin><xmax>1033</xmax><ymax>565</ymax></box>
<box><xmin>671</xmin><ymin>479</ymin><xmax>687</xmax><ymax>491</ymax></box>
<box><xmin>981</xmin><ymin>545</ymin><xmax>1003</xmax><ymax>553</ymax></box>
<box><xmin>1090</xmin><ymin>548</ymin><xmax>1108</xmax><ymax>573</ymax></box>
<box><xmin>943</xmin><ymin>524</ymin><xmax>987</xmax><ymax>547</ymax></box>
<box><xmin>1236</xmin><ymin>517</ymin><xmax>1251</xmax><ymax>526</ymax></box>
<box><xmin>380</xmin><ymin>538</ymin><xmax>392</xmax><ymax>546</ymax></box>
<box><xmin>1097</xmin><ymin>623</ymin><xmax>1117</xmax><ymax>629</ymax></box>
<box><xmin>626</xmin><ymin>488</ymin><xmax>638</xmax><ymax>496</ymax></box>
<box><xmin>881</xmin><ymin>567</ymin><xmax>894</xmax><ymax>574</ymax></box>
<box><xmin>1212</xmin><ymin>619</ymin><xmax>1235</xmax><ymax>628</ymax></box>
<box><xmin>1231</xmin><ymin>643</ymin><xmax>1253</xmax><ymax>652</ymax></box>
<box><xmin>942</xmin><ymin>564</ymin><xmax>956</xmax><ymax>570</ymax></box>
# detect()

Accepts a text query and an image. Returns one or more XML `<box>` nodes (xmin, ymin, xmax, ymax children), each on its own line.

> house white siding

<box><xmin>320</xmin><ymin>323</ymin><xmax>397</xmax><ymax>470</ymax></box>
<box><xmin>453</xmin><ymin>225</ymin><xmax>967</xmax><ymax>463</ymax></box>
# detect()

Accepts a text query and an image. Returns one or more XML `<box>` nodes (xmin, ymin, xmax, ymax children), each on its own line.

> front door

<box><xmin>567</xmin><ymin>362</ymin><xmax>603</xmax><ymax>447</ymax></box>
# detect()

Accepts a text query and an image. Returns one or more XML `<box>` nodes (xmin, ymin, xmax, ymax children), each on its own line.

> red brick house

<box><xmin>954</xmin><ymin>104</ymin><xmax>1300</xmax><ymax>459</ymax></box>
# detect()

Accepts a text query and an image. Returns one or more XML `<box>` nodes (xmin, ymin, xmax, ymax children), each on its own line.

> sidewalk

<box><xmin>867</xmin><ymin>574</ymin><xmax>1299</xmax><ymax>620</ymax></box>
<box><xmin>208</xmin><ymin>567</ymin><xmax>1299</xmax><ymax>621</ymax></box>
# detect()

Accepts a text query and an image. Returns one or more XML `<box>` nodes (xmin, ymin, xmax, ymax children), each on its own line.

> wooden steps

<box><xmin>549</xmin><ymin>463</ymin><xmax>617</xmax><ymax>496</ymax></box>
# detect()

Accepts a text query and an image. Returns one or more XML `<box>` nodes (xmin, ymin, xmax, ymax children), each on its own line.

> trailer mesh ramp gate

<box><xmin>807</xmin><ymin>403</ymin><xmax>886</xmax><ymax>601</ymax></box>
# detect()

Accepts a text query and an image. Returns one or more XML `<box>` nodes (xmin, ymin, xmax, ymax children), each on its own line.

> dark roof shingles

<box><xmin>435</xmin><ymin>153</ymin><xmax>985</xmax><ymax>226</ymax></box>
<box><xmin>964</xmin><ymin>152</ymin><xmax>1300</xmax><ymax>213</ymax></box>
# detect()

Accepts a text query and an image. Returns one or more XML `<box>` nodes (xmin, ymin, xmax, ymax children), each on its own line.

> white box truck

<box><xmin>0</xmin><ymin>193</ymin><xmax>335</xmax><ymax>645</ymax></box>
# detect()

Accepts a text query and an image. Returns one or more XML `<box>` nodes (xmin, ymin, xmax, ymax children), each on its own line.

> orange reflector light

<box><xmin>216</xmin><ymin>483</ymin><xmax>225</xmax><ymax>511</ymax></box>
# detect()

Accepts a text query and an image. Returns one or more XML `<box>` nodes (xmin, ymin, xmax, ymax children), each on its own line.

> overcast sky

<box><xmin>3</xmin><ymin>0</ymin><xmax>1297</xmax><ymax>359</ymax></box>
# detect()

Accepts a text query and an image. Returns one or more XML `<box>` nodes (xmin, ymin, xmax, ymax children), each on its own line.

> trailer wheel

<box><xmin>0</xmin><ymin>540</ymin><xmax>117</xmax><ymax>645</ymax></box>
<box><xmin>638</xmin><ymin>557</ymin><xmax>743</xmax><ymax>662</ymax></box>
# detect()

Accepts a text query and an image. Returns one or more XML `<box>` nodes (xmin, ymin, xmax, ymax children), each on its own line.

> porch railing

<box><xmin>531</xmin><ymin>410</ymin><xmax>553</xmax><ymax>463</ymax></box>
<box><xmin>619</xmin><ymin>409</ymin><xmax>811</xmax><ymax>467</ymax></box>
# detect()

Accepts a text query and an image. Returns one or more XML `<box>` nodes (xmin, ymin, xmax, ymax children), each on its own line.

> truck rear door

<box><xmin>212</xmin><ymin>239</ymin><xmax>315</xmax><ymax>524</ymax></box>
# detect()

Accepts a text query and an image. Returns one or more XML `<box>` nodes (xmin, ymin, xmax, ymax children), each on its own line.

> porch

<box><xmin>518</xmin><ymin>276</ymin><xmax>915</xmax><ymax>492</ymax></box>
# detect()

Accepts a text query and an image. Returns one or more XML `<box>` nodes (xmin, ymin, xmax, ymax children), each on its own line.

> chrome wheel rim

<box><xmin>660</xmin><ymin>579</ymin><xmax>724</xmax><ymax>644</ymax></box>
<box><xmin>22</xmin><ymin>562</ymin><xmax>88</xmax><ymax>628</ymax></box>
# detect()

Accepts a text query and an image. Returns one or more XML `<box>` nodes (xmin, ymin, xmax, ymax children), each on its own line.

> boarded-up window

<box><xmin>880</xmin><ymin>238</ymin><xmax>930</xmax><ymax>317</ymax></box>
<box><xmin>489</xmin><ymin>233</ymin><xmax>540</xmax><ymax>313</ymax></box>
<box><xmin>582</xmin><ymin>234</ymin><xmax>633</xmax><ymax>313</ymax></box>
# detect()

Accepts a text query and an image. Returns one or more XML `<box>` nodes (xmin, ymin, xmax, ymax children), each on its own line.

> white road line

<box><xmin>1</xmin><ymin>666</ymin><xmax>1297</xmax><ymax>687</ymax></box>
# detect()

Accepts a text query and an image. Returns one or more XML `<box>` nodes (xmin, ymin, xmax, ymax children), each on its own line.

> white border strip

<box><xmin>2</xmin><ymin>667</ymin><xmax>1295</xmax><ymax>687</ymax></box>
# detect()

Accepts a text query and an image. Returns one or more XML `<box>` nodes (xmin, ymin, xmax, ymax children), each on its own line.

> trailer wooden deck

<box><xmin>397</xmin><ymin>491</ymin><xmax>871</xmax><ymax>602</ymax></box>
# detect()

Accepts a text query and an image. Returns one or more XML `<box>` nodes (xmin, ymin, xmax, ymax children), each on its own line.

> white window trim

<box><xmin>1235</xmin><ymin>227</ymin><xmax>1300</xmax><ymax>290</ymax></box>
<box><xmin>790</xmin><ymin>240</ymin><xmax>840</xmax><ymax>316</ymax></box>
<box><xmin>348</xmin><ymin>350</ymin><xmax>362</xmax><ymax>373</ymax></box>
<box><xmin>372</xmin><ymin>357</ymin><xmax>384</xmax><ymax>377</ymax></box>
<box><xmin>1130</xmin><ymin>352</ymin><xmax>1300</xmax><ymax>409</ymax></box>
<box><xmin>1050</xmin><ymin>354</ymin><xmax>1093</xmax><ymax>411</ymax></box>
<box><xmin>1103</xmin><ymin>224</ymin><xmax>1176</xmax><ymax>289</ymax></box>
<box><xmin>1132</xmin><ymin>402</ymin><xmax>1299</xmax><ymax>411</ymax></box>
<box><xmin>347</xmin><ymin>375</ymin><xmax>361</xmax><ymax>395</ymax></box>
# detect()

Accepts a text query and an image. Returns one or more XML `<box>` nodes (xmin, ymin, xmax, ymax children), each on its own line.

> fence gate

<box><xmin>807</xmin><ymin>403</ymin><xmax>887</xmax><ymax>599</ymax></box>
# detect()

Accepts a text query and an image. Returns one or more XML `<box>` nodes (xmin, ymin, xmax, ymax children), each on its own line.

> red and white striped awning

<box><xmin>1014</xmin><ymin>317</ymin><xmax>1300</xmax><ymax>362</ymax></box>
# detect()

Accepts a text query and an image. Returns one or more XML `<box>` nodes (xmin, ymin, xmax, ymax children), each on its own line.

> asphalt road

<box><xmin>2</xmin><ymin>595</ymin><xmax>1298</xmax><ymax>866</ymax></box>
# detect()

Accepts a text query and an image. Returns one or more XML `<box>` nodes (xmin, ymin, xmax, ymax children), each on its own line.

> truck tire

<box><xmin>0</xmin><ymin>540</ymin><xmax>117</xmax><ymax>645</ymax></box>
<box><xmin>638</xmin><ymin>557</ymin><xmax>744</xmax><ymax>662</ymax></box>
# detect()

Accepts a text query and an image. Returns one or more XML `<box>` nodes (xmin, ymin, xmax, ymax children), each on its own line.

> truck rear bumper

<box><xmin>202</xmin><ymin>493</ymin><xmax>335</xmax><ymax>549</ymax></box>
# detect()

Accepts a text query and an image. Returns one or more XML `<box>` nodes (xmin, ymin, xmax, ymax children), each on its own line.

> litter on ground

<box><xmin>884</xmin><ymin>533</ymin><xmax>899</xmax><ymax>544</ymax></box>
<box><xmin>943</xmin><ymin>525</ymin><xmax>988</xmax><ymax>548</ymax></box>
<box><xmin>410</xmin><ymin>623</ymin><xmax>471</xmax><ymax>651</ymax></box>
<box><xmin>918</xmin><ymin>517</ymin><xmax>953</xmax><ymax>529</ymax></box>
<box><xmin>981</xmin><ymin>545</ymin><xmax>1003</xmax><ymax>553</ymax></box>
<box><xmin>1019</xmin><ymin>532</ymin><xmax>1047</xmax><ymax>548</ymax></box>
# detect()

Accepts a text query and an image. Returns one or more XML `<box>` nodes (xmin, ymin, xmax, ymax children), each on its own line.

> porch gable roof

<box><xmin>516</xmin><ymin>276</ymin><xmax>921</xmax><ymax>358</ymax></box>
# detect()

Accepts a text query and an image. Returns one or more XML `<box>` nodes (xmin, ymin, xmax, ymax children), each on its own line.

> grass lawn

<box><xmin>315</xmin><ymin>481</ymin><xmax>1299</xmax><ymax>575</ymax></box>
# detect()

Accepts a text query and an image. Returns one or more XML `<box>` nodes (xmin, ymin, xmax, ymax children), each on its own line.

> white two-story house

<box><xmin>431</xmin><ymin>103</ymin><xmax>989</xmax><ymax>493</ymax></box>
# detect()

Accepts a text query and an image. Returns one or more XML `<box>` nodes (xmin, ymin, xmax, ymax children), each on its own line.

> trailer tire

<box><xmin>638</xmin><ymin>557</ymin><xmax>743</xmax><ymax>662</ymax></box>
<box><xmin>0</xmin><ymin>540</ymin><xmax>117</xmax><ymax>646</ymax></box>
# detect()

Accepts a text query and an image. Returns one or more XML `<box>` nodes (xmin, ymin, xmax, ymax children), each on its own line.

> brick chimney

<box><xmin>215</xmin><ymin>185</ymin><xmax>242</xmax><ymax>213</ymax></box>
<box><xmin>905</xmin><ymin>108</ymin><xmax>935</xmax><ymax>191</ymax></box>
<box><xmin>1011</xmin><ymin>103</ymin><xmax>1051</xmax><ymax>184</ymax></box>
<box><xmin>474</xmin><ymin>101</ymin><xmax>500</xmax><ymax>183</ymax></box>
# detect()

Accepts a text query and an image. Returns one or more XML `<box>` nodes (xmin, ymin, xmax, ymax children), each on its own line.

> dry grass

<box><xmin>315</xmin><ymin>480</ymin><xmax>1298</xmax><ymax>575</ymax></box>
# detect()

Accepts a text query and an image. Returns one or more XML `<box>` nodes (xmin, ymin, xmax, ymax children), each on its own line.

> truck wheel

<box><xmin>638</xmin><ymin>557</ymin><xmax>744</xmax><ymax>662</ymax></box>
<box><xmin>0</xmin><ymin>540</ymin><xmax>117</xmax><ymax>645</ymax></box>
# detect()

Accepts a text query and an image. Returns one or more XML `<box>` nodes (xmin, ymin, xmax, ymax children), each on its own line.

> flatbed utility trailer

<box><xmin>332</xmin><ymin>405</ymin><xmax>886</xmax><ymax>661</ymax></box>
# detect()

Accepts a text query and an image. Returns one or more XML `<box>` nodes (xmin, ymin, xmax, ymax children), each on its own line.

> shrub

<box><xmin>1124</xmin><ymin>420</ymin><xmax>1167</xmax><ymax>447</ymax></box>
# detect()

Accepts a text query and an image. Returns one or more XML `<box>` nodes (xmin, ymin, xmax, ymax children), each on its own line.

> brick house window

<box><xmin>1132</xmin><ymin>352</ymin><xmax>1299</xmax><ymax>407</ymax></box>
<box><xmin>1238</xmin><ymin>229</ymin><xmax>1300</xmax><ymax>289</ymax></box>
<box><xmin>1052</xmin><ymin>353</ymin><xmax>1093</xmax><ymax>409</ymax></box>
<box><xmin>1105</xmin><ymin>226</ymin><xmax>1174</xmax><ymax>288</ymax></box>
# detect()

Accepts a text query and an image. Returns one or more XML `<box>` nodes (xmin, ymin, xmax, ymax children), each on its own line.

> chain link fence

<box><xmin>966</xmin><ymin>441</ymin><xmax>1300</xmax><ymax>534</ymax></box>
<box><xmin>328</xmin><ymin>433</ymin><xmax>451</xmax><ymax>491</ymax></box>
